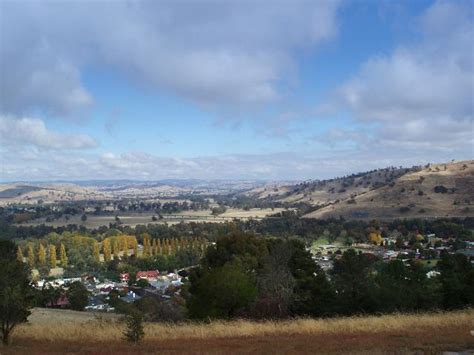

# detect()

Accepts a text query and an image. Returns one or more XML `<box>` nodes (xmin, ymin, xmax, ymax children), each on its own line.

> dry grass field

<box><xmin>4</xmin><ymin>308</ymin><xmax>474</xmax><ymax>354</ymax></box>
<box><xmin>21</xmin><ymin>208</ymin><xmax>286</xmax><ymax>228</ymax></box>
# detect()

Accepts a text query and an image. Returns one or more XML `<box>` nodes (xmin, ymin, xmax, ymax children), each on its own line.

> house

<box><xmin>120</xmin><ymin>290</ymin><xmax>141</xmax><ymax>303</ymax></box>
<box><xmin>136</xmin><ymin>270</ymin><xmax>160</xmax><ymax>281</ymax></box>
<box><xmin>47</xmin><ymin>294</ymin><xmax>69</xmax><ymax>309</ymax></box>
<box><xmin>120</xmin><ymin>273</ymin><xmax>130</xmax><ymax>282</ymax></box>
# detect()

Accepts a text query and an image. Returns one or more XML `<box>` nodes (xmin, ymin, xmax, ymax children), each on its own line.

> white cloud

<box><xmin>0</xmin><ymin>116</ymin><xmax>98</xmax><ymax>150</ymax></box>
<box><xmin>0</xmin><ymin>0</ymin><xmax>340</xmax><ymax>115</ymax></box>
<box><xmin>334</xmin><ymin>0</ymin><xmax>473</xmax><ymax>152</ymax></box>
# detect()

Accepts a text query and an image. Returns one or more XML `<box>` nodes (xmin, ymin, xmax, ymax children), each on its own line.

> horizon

<box><xmin>2</xmin><ymin>157</ymin><xmax>469</xmax><ymax>185</ymax></box>
<box><xmin>0</xmin><ymin>0</ymin><xmax>472</xmax><ymax>181</ymax></box>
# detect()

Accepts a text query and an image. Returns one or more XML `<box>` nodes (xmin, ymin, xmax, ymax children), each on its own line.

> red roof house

<box><xmin>136</xmin><ymin>270</ymin><xmax>160</xmax><ymax>281</ymax></box>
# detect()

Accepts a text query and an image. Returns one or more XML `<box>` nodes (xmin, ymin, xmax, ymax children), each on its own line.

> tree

<box><xmin>92</xmin><ymin>242</ymin><xmax>100</xmax><ymax>264</ymax></box>
<box><xmin>16</xmin><ymin>246</ymin><xmax>23</xmax><ymax>263</ymax></box>
<box><xmin>81</xmin><ymin>214</ymin><xmax>87</xmax><ymax>222</ymax></box>
<box><xmin>27</xmin><ymin>244</ymin><xmax>35</xmax><ymax>269</ymax></box>
<box><xmin>331</xmin><ymin>249</ymin><xmax>377</xmax><ymax>315</ymax></box>
<box><xmin>60</xmin><ymin>243</ymin><xmax>68</xmax><ymax>268</ymax></box>
<box><xmin>188</xmin><ymin>264</ymin><xmax>257</xmax><ymax>319</ymax></box>
<box><xmin>37</xmin><ymin>244</ymin><xmax>46</xmax><ymax>267</ymax></box>
<box><xmin>123</xmin><ymin>310</ymin><xmax>144</xmax><ymax>343</ymax></box>
<box><xmin>66</xmin><ymin>282</ymin><xmax>89</xmax><ymax>311</ymax></box>
<box><xmin>103</xmin><ymin>239</ymin><xmax>111</xmax><ymax>262</ymax></box>
<box><xmin>49</xmin><ymin>245</ymin><xmax>57</xmax><ymax>269</ymax></box>
<box><xmin>438</xmin><ymin>253</ymin><xmax>474</xmax><ymax>309</ymax></box>
<box><xmin>0</xmin><ymin>241</ymin><xmax>33</xmax><ymax>345</ymax></box>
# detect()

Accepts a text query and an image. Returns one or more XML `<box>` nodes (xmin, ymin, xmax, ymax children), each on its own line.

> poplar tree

<box><xmin>27</xmin><ymin>244</ymin><xmax>35</xmax><ymax>269</ymax></box>
<box><xmin>132</xmin><ymin>237</ymin><xmax>138</xmax><ymax>257</ymax></box>
<box><xmin>16</xmin><ymin>246</ymin><xmax>23</xmax><ymax>263</ymax></box>
<box><xmin>60</xmin><ymin>243</ymin><xmax>68</xmax><ymax>268</ymax></box>
<box><xmin>103</xmin><ymin>239</ymin><xmax>111</xmax><ymax>262</ymax></box>
<box><xmin>113</xmin><ymin>239</ymin><xmax>119</xmax><ymax>260</ymax></box>
<box><xmin>38</xmin><ymin>244</ymin><xmax>46</xmax><ymax>267</ymax></box>
<box><xmin>92</xmin><ymin>242</ymin><xmax>100</xmax><ymax>263</ymax></box>
<box><xmin>49</xmin><ymin>245</ymin><xmax>57</xmax><ymax>269</ymax></box>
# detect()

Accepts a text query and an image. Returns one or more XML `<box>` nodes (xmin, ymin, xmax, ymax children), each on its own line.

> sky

<box><xmin>0</xmin><ymin>0</ymin><xmax>472</xmax><ymax>181</ymax></box>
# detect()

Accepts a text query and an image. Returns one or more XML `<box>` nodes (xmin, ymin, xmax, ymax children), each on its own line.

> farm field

<box><xmin>5</xmin><ymin>308</ymin><xmax>474</xmax><ymax>354</ymax></box>
<box><xmin>20</xmin><ymin>208</ymin><xmax>286</xmax><ymax>228</ymax></box>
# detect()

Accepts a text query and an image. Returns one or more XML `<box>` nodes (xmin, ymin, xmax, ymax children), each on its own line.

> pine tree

<box><xmin>49</xmin><ymin>245</ymin><xmax>57</xmax><ymax>269</ymax></box>
<box><xmin>38</xmin><ymin>244</ymin><xmax>46</xmax><ymax>267</ymax></box>
<box><xmin>60</xmin><ymin>243</ymin><xmax>68</xmax><ymax>268</ymax></box>
<box><xmin>16</xmin><ymin>246</ymin><xmax>24</xmax><ymax>263</ymax></box>
<box><xmin>103</xmin><ymin>239</ymin><xmax>111</xmax><ymax>262</ymax></box>
<box><xmin>27</xmin><ymin>244</ymin><xmax>35</xmax><ymax>269</ymax></box>
<box><xmin>92</xmin><ymin>242</ymin><xmax>100</xmax><ymax>263</ymax></box>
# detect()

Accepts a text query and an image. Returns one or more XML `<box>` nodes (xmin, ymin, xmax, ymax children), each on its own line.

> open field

<box><xmin>20</xmin><ymin>208</ymin><xmax>286</xmax><ymax>228</ymax></box>
<box><xmin>4</xmin><ymin>308</ymin><xmax>474</xmax><ymax>354</ymax></box>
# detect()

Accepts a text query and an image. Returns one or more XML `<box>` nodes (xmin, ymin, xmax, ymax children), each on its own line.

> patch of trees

<box><xmin>186</xmin><ymin>232</ymin><xmax>474</xmax><ymax>320</ymax></box>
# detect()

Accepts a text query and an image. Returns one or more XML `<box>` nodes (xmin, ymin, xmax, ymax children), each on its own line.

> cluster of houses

<box><xmin>35</xmin><ymin>269</ymin><xmax>185</xmax><ymax>312</ymax></box>
<box><xmin>311</xmin><ymin>233</ymin><xmax>474</xmax><ymax>272</ymax></box>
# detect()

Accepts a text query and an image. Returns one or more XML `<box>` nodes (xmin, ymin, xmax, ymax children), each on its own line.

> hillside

<box><xmin>304</xmin><ymin>160</ymin><xmax>474</xmax><ymax>220</ymax></box>
<box><xmin>246</xmin><ymin>160</ymin><xmax>474</xmax><ymax>220</ymax></box>
<box><xmin>5</xmin><ymin>308</ymin><xmax>474</xmax><ymax>354</ymax></box>
<box><xmin>247</xmin><ymin>166</ymin><xmax>412</xmax><ymax>206</ymax></box>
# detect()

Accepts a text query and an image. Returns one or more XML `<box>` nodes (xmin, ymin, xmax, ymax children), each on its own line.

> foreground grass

<box><xmin>5</xmin><ymin>308</ymin><xmax>474</xmax><ymax>354</ymax></box>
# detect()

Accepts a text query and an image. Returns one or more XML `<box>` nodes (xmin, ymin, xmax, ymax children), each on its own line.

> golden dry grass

<box><xmin>5</xmin><ymin>308</ymin><xmax>474</xmax><ymax>354</ymax></box>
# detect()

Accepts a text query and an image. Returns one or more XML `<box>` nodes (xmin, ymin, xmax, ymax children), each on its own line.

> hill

<box><xmin>247</xmin><ymin>160</ymin><xmax>474</xmax><ymax>220</ymax></box>
<box><xmin>5</xmin><ymin>308</ymin><xmax>474</xmax><ymax>354</ymax></box>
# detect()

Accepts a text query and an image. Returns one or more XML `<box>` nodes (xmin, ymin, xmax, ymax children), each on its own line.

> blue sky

<box><xmin>0</xmin><ymin>0</ymin><xmax>472</xmax><ymax>181</ymax></box>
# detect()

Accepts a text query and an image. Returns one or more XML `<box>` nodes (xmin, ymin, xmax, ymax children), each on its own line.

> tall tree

<box><xmin>37</xmin><ymin>244</ymin><xmax>46</xmax><ymax>267</ymax></box>
<box><xmin>103</xmin><ymin>239</ymin><xmax>111</xmax><ymax>262</ymax></box>
<box><xmin>92</xmin><ymin>242</ymin><xmax>100</xmax><ymax>264</ymax></box>
<box><xmin>16</xmin><ymin>246</ymin><xmax>23</xmax><ymax>263</ymax></box>
<box><xmin>49</xmin><ymin>245</ymin><xmax>57</xmax><ymax>269</ymax></box>
<box><xmin>27</xmin><ymin>244</ymin><xmax>35</xmax><ymax>269</ymax></box>
<box><xmin>60</xmin><ymin>243</ymin><xmax>68</xmax><ymax>268</ymax></box>
<box><xmin>0</xmin><ymin>241</ymin><xmax>34</xmax><ymax>345</ymax></box>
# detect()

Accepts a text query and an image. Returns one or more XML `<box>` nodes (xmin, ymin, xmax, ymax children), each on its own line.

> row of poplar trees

<box><xmin>16</xmin><ymin>235</ymin><xmax>207</xmax><ymax>269</ymax></box>
<box><xmin>17</xmin><ymin>243</ymin><xmax>68</xmax><ymax>269</ymax></box>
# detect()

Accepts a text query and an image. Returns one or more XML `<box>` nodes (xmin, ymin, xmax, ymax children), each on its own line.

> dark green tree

<box><xmin>123</xmin><ymin>309</ymin><xmax>145</xmax><ymax>343</ymax></box>
<box><xmin>188</xmin><ymin>264</ymin><xmax>257</xmax><ymax>319</ymax></box>
<box><xmin>0</xmin><ymin>241</ymin><xmax>34</xmax><ymax>345</ymax></box>
<box><xmin>437</xmin><ymin>253</ymin><xmax>474</xmax><ymax>309</ymax></box>
<box><xmin>331</xmin><ymin>249</ymin><xmax>377</xmax><ymax>315</ymax></box>
<box><xmin>66</xmin><ymin>281</ymin><xmax>89</xmax><ymax>311</ymax></box>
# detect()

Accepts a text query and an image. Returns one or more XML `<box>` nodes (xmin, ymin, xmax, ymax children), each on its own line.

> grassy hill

<box><xmin>304</xmin><ymin>160</ymin><xmax>473</xmax><ymax>220</ymax></box>
<box><xmin>248</xmin><ymin>160</ymin><xmax>474</xmax><ymax>220</ymax></box>
<box><xmin>5</xmin><ymin>308</ymin><xmax>474</xmax><ymax>354</ymax></box>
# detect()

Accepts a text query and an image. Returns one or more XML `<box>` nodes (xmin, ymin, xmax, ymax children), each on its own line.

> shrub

<box><xmin>123</xmin><ymin>310</ymin><xmax>145</xmax><ymax>343</ymax></box>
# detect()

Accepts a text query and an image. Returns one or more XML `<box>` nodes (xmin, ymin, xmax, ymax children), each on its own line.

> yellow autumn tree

<box><xmin>92</xmin><ymin>242</ymin><xmax>100</xmax><ymax>263</ymax></box>
<box><xmin>60</xmin><ymin>243</ymin><xmax>68</xmax><ymax>268</ymax></box>
<box><xmin>27</xmin><ymin>244</ymin><xmax>35</xmax><ymax>269</ymax></box>
<box><xmin>103</xmin><ymin>239</ymin><xmax>111</xmax><ymax>262</ymax></box>
<box><xmin>112</xmin><ymin>239</ymin><xmax>119</xmax><ymax>260</ymax></box>
<box><xmin>132</xmin><ymin>237</ymin><xmax>138</xmax><ymax>257</ymax></box>
<box><xmin>17</xmin><ymin>245</ymin><xmax>24</xmax><ymax>263</ymax></box>
<box><xmin>368</xmin><ymin>231</ymin><xmax>383</xmax><ymax>245</ymax></box>
<box><xmin>49</xmin><ymin>245</ymin><xmax>57</xmax><ymax>269</ymax></box>
<box><xmin>142</xmin><ymin>234</ymin><xmax>151</xmax><ymax>257</ymax></box>
<box><xmin>38</xmin><ymin>244</ymin><xmax>46</xmax><ymax>267</ymax></box>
